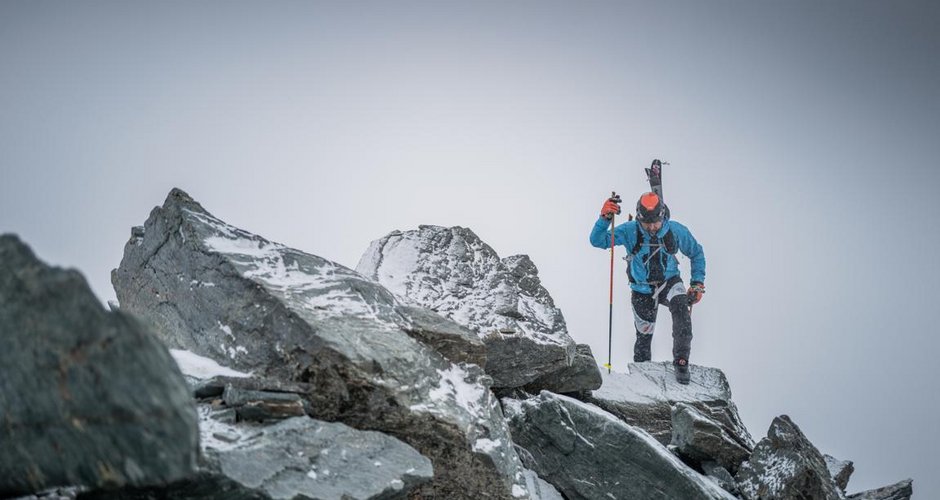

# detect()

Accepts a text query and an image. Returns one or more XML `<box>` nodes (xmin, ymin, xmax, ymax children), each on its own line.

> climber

<box><xmin>590</xmin><ymin>192</ymin><xmax>705</xmax><ymax>384</ymax></box>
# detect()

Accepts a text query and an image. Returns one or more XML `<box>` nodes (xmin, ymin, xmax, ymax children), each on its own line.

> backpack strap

<box><xmin>631</xmin><ymin>225</ymin><xmax>677</xmax><ymax>256</ymax></box>
<box><xmin>631</xmin><ymin>224</ymin><xmax>643</xmax><ymax>255</ymax></box>
<box><xmin>663</xmin><ymin>228</ymin><xmax>678</xmax><ymax>255</ymax></box>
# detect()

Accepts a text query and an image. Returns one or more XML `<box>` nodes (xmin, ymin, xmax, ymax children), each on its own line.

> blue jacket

<box><xmin>590</xmin><ymin>216</ymin><xmax>705</xmax><ymax>294</ymax></box>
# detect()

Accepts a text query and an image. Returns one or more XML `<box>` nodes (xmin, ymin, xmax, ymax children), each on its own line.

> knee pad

<box><xmin>634</xmin><ymin>309</ymin><xmax>655</xmax><ymax>335</ymax></box>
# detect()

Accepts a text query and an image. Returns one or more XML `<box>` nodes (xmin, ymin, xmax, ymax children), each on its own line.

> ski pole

<box><xmin>604</xmin><ymin>191</ymin><xmax>618</xmax><ymax>374</ymax></box>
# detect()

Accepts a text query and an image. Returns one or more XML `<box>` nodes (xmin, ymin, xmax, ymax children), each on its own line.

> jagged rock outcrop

<box><xmin>825</xmin><ymin>454</ymin><xmax>855</xmax><ymax>492</ymax></box>
<box><xmin>585</xmin><ymin>362</ymin><xmax>754</xmax><ymax>450</ymax></box>
<box><xmin>111</xmin><ymin>189</ymin><xmax>527</xmax><ymax>499</ymax></box>
<box><xmin>356</xmin><ymin>225</ymin><xmax>601</xmax><ymax>392</ymax></box>
<box><xmin>735</xmin><ymin>415</ymin><xmax>844</xmax><ymax>500</ymax></box>
<box><xmin>671</xmin><ymin>402</ymin><xmax>752</xmax><ymax>474</ymax></box>
<box><xmin>0</xmin><ymin>234</ymin><xmax>198</xmax><ymax>496</ymax></box>
<box><xmin>503</xmin><ymin>391</ymin><xmax>735</xmax><ymax>500</ymax></box>
<box><xmin>847</xmin><ymin>478</ymin><xmax>913</xmax><ymax>500</ymax></box>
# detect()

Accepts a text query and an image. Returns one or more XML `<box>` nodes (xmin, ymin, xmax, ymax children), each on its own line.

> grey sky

<box><xmin>2</xmin><ymin>1</ymin><xmax>938</xmax><ymax>495</ymax></box>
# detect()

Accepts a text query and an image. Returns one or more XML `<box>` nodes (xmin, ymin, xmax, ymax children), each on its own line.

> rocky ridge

<box><xmin>1</xmin><ymin>188</ymin><xmax>913</xmax><ymax>499</ymax></box>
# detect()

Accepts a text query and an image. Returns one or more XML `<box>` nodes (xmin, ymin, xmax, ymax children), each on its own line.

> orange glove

<box><xmin>600</xmin><ymin>195</ymin><xmax>622</xmax><ymax>220</ymax></box>
<box><xmin>688</xmin><ymin>282</ymin><xmax>705</xmax><ymax>305</ymax></box>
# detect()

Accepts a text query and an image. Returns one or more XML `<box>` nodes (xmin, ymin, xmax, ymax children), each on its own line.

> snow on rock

<box><xmin>171</xmin><ymin>349</ymin><xmax>252</xmax><ymax>379</ymax></box>
<box><xmin>503</xmin><ymin>391</ymin><xmax>736</xmax><ymax>500</ymax></box>
<box><xmin>586</xmin><ymin>362</ymin><xmax>754</xmax><ymax>449</ymax></box>
<box><xmin>111</xmin><ymin>189</ymin><xmax>526</xmax><ymax>499</ymax></box>
<box><xmin>846</xmin><ymin>478</ymin><xmax>913</xmax><ymax>500</ymax></box>
<box><xmin>734</xmin><ymin>415</ymin><xmax>844</xmax><ymax>500</ymax></box>
<box><xmin>356</xmin><ymin>225</ymin><xmax>601</xmax><ymax>392</ymax></box>
<box><xmin>825</xmin><ymin>454</ymin><xmax>856</xmax><ymax>493</ymax></box>
<box><xmin>522</xmin><ymin>468</ymin><xmax>565</xmax><ymax>500</ymax></box>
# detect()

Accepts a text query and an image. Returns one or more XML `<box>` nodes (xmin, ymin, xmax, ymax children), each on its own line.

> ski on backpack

<box><xmin>645</xmin><ymin>159</ymin><xmax>664</xmax><ymax>200</ymax></box>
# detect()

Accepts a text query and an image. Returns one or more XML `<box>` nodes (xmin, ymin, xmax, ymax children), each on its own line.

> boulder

<box><xmin>671</xmin><ymin>402</ymin><xmax>751</xmax><ymax>474</ymax></box>
<box><xmin>356</xmin><ymin>225</ymin><xmax>601</xmax><ymax>392</ymax></box>
<box><xmin>824</xmin><ymin>454</ymin><xmax>855</xmax><ymax>492</ymax></box>
<box><xmin>847</xmin><ymin>478</ymin><xmax>913</xmax><ymax>500</ymax></box>
<box><xmin>585</xmin><ymin>362</ymin><xmax>754</xmax><ymax>450</ymax></box>
<box><xmin>0</xmin><ymin>234</ymin><xmax>198</xmax><ymax>496</ymax></box>
<box><xmin>503</xmin><ymin>391</ymin><xmax>735</xmax><ymax>500</ymax></box>
<box><xmin>735</xmin><ymin>415</ymin><xmax>844</xmax><ymax>500</ymax></box>
<box><xmin>111</xmin><ymin>190</ymin><xmax>527</xmax><ymax>498</ymax></box>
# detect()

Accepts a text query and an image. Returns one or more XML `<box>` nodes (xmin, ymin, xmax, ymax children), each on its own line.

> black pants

<box><xmin>632</xmin><ymin>276</ymin><xmax>692</xmax><ymax>362</ymax></box>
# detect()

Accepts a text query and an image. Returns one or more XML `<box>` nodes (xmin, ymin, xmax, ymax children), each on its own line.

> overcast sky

<box><xmin>2</xmin><ymin>1</ymin><xmax>938</xmax><ymax>495</ymax></box>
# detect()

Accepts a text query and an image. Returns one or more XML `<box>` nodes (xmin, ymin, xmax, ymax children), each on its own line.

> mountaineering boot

<box><xmin>674</xmin><ymin>358</ymin><xmax>690</xmax><ymax>384</ymax></box>
<box><xmin>634</xmin><ymin>334</ymin><xmax>652</xmax><ymax>362</ymax></box>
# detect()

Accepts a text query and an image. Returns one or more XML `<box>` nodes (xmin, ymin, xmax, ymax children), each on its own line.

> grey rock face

<box><xmin>201</xmin><ymin>409</ymin><xmax>434</xmax><ymax>499</ymax></box>
<box><xmin>356</xmin><ymin>226</ymin><xmax>601</xmax><ymax>392</ymax></box>
<box><xmin>586</xmin><ymin>362</ymin><xmax>754</xmax><ymax>449</ymax></box>
<box><xmin>735</xmin><ymin>415</ymin><xmax>844</xmax><ymax>500</ymax></box>
<box><xmin>522</xmin><ymin>469</ymin><xmax>564</xmax><ymax>500</ymax></box>
<box><xmin>701</xmin><ymin>462</ymin><xmax>739</xmax><ymax>496</ymax></box>
<box><xmin>847</xmin><ymin>478</ymin><xmax>913</xmax><ymax>500</ymax></box>
<box><xmin>111</xmin><ymin>190</ymin><xmax>527</xmax><ymax>499</ymax></box>
<box><xmin>82</xmin><ymin>406</ymin><xmax>433</xmax><ymax>500</ymax></box>
<box><xmin>671</xmin><ymin>402</ymin><xmax>752</xmax><ymax>474</ymax></box>
<box><xmin>503</xmin><ymin>391</ymin><xmax>735</xmax><ymax>500</ymax></box>
<box><xmin>524</xmin><ymin>344</ymin><xmax>602</xmax><ymax>395</ymax></box>
<box><xmin>825</xmin><ymin>454</ymin><xmax>855</xmax><ymax>492</ymax></box>
<box><xmin>0</xmin><ymin>234</ymin><xmax>198</xmax><ymax>496</ymax></box>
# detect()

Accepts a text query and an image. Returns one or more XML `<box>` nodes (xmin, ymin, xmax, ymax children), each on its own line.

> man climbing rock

<box><xmin>590</xmin><ymin>192</ymin><xmax>706</xmax><ymax>384</ymax></box>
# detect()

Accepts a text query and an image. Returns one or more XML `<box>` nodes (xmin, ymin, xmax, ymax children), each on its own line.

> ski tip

<box><xmin>602</xmin><ymin>362</ymin><xmax>612</xmax><ymax>370</ymax></box>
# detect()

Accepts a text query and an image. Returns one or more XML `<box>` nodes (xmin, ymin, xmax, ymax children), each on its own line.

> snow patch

<box><xmin>170</xmin><ymin>349</ymin><xmax>251</xmax><ymax>379</ymax></box>
<box><xmin>473</xmin><ymin>438</ymin><xmax>502</xmax><ymax>453</ymax></box>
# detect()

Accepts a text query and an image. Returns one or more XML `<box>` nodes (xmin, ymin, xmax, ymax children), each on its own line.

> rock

<box><xmin>671</xmin><ymin>402</ymin><xmax>752</xmax><ymax>474</ymax></box>
<box><xmin>111</xmin><ymin>190</ymin><xmax>528</xmax><ymax>498</ymax></box>
<box><xmin>847</xmin><ymin>478</ymin><xmax>913</xmax><ymax>500</ymax></box>
<box><xmin>734</xmin><ymin>415</ymin><xmax>844</xmax><ymax>500</ymax></box>
<box><xmin>221</xmin><ymin>386</ymin><xmax>307</xmax><ymax>422</ymax></box>
<box><xmin>0</xmin><ymin>234</ymin><xmax>198</xmax><ymax>497</ymax></box>
<box><xmin>396</xmin><ymin>304</ymin><xmax>486</xmax><ymax>367</ymax></box>
<box><xmin>824</xmin><ymin>454</ymin><xmax>855</xmax><ymax>492</ymax></box>
<box><xmin>522</xmin><ymin>468</ymin><xmax>565</xmax><ymax>500</ymax></box>
<box><xmin>503</xmin><ymin>391</ymin><xmax>735</xmax><ymax>500</ymax></box>
<box><xmin>524</xmin><ymin>344</ymin><xmax>603</xmax><ymax>395</ymax></box>
<box><xmin>196</xmin><ymin>409</ymin><xmax>434</xmax><ymax>499</ymax></box>
<box><xmin>701</xmin><ymin>461</ymin><xmax>738</xmax><ymax>495</ymax></box>
<box><xmin>356</xmin><ymin>226</ymin><xmax>601</xmax><ymax>392</ymax></box>
<box><xmin>585</xmin><ymin>362</ymin><xmax>754</xmax><ymax>450</ymax></box>
<box><xmin>85</xmin><ymin>412</ymin><xmax>434</xmax><ymax>500</ymax></box>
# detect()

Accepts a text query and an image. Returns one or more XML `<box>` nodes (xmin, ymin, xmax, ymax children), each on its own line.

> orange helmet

<box><xmin>635</xmin><ymin>192</ymin><xmax>665</xmax><ymax>223</ymax></box>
